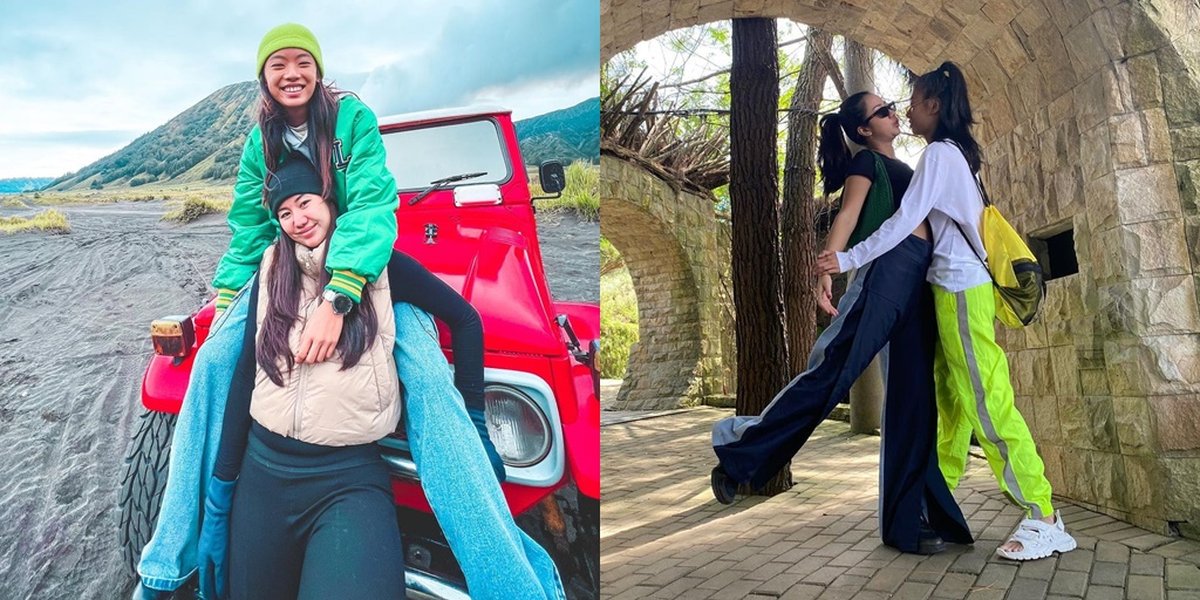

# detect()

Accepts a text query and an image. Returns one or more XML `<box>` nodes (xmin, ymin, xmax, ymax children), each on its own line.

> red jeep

<box><xmin>119</xmin><ymin>106</ymin><xmax>601</xmax><ymax>599</ymax></box>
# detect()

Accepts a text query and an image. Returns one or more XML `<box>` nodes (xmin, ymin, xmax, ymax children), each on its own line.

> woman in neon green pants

<box><xmin>817</xmin><ymin>61</ymin><xmax>1076</xmax><ymax>561</ymax></box>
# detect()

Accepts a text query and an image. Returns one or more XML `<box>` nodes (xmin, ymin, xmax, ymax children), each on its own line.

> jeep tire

<box><xmin>118</xmin><ymin>409</ymin><xmax>176</xmax><ymax>579</ymax></box>
<box><xmin>516</xmin><ymin>483</ymin><xmax>600</xmax><ymax>600</ymax></box>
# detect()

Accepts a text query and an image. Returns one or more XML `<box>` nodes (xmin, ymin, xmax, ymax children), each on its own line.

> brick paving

<box><xmin>601</xmin><ymin>408</ymin><xmax>1200</xmax><ymax>599</ymax></box>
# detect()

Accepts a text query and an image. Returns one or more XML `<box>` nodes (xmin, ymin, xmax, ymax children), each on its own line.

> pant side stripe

<box><xmin>955</xmin><ymin>291</ymin><xmax>1039</xmax><ymax>519</ymax></box>
<box><xmin>718</xmin><ymin>263</ymin><xmax>873</xmax><ymax>446</ymax></box>
<box><xmin>877</xmin><ymin>343</ymin><xmax>890</xmax><ymax>529</ymax></box>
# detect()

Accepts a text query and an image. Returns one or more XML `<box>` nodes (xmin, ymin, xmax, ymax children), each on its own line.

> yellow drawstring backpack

<box><xmin>949</xmin><ymin>143</ymin><xmax>1046</xmax><ymax>328</ymax></box>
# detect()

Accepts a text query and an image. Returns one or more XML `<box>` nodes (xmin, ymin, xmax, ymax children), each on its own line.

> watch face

<box><xmin>332</xmin><ymin>294</ymin><xmax>354</xmax><ymax>315</ymax></box>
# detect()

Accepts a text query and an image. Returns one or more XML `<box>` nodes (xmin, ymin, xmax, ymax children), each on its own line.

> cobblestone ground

<box><xmin>601</xmin><ymin>407</ymin><xmax>1200</xmax><ymax>600</ymax></box>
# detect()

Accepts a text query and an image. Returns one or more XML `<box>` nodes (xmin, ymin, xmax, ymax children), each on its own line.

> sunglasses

<box><xmin>863</xmin><ymin>101</ymin><xmax>897</xmax><ymax>124</ymax></box>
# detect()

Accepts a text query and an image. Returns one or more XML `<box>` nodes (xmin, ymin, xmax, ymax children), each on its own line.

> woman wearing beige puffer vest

<box><xmin>249</xmin><ymin>238</ymin><xmax>400</xmax><ymax>445</ymax></box>
<box><xmin>196</xmin><ymin>154</ymin><xmax>489</xmax><ymax>600</ymax></box>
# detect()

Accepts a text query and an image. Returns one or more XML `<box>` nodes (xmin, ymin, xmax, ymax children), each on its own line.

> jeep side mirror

<box><xmin>533</xmin><ymin>161</ymin><xmax>565</xmax><ymax>200</ymax></box>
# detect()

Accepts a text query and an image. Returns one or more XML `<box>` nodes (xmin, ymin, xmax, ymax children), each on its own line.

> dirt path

<box><xmin>0</xmin><ymin>201</ymin><xmax>598</xmax><ymax>599</ymax></box>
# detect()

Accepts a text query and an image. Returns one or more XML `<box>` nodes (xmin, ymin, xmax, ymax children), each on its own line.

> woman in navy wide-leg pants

<box><xmin>712</xmin><ymin>235</ymin><xmax>973</xmax><ymax>553</ymax></box>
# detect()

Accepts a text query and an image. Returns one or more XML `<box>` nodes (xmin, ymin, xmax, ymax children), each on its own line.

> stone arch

<box><xmin>601</xmin><ymin>155</ymin><xmax>734</xmax><ymax>410</ymax></box>
<box><xmin>602</xmin><ymin>0</ymin><xmax>1200</xmax><ymax>538</ymax></box>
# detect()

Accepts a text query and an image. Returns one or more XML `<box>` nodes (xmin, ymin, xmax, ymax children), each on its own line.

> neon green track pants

<box><xmin>932</xmin><ymin>282</ymin><xmax>1054</xmax><ymax>519</ymax></box>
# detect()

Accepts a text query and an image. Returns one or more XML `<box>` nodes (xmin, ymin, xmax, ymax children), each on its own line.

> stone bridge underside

<box><xmin>602</xmin><ymin>0</ymin><xmax>1200</xmax><ymax>539</ymax></box>
<box><xmin>601</xmin><ymin>156</ymin><xmax>734</xmax><ymax>410</ymax></box>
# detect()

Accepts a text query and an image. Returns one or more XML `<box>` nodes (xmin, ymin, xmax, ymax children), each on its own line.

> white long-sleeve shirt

<box><xmin>836</xmin><ymin>140</ymin><xmax>992</xmax><ymax>293</ymax></box>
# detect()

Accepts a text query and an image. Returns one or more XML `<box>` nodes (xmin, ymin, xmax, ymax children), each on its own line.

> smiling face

<box><xmin>276</xmin><ymin>193</ymin><xmax>331</xmax><ymax>249</ymax></box>
<box><xmin>262</xmin><ymin>48</ymin><xmax>319</xmax><ymax>125</ymax></box>
<box><xmin>855</xmin><ymin>93</ymin><xmax>901</xmax><ymax>143</ymax></box>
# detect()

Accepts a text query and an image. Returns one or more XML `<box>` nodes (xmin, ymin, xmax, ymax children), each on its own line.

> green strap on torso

<box><xmin>846</xmin><ymin>151</ymin><xmax>896</xmax><ymax>247</ymax></box>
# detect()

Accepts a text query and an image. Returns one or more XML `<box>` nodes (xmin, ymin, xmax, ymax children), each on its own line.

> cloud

<box><xmin>0</xmin><ymin>0</ymin><xmax>598</xmax><ymax>178</ymax></box>
<box><xmin>358</xmin><ymin>0</ymin><xmax>599</xmax><ymax>114</ymax></box>
<box><xmin>3</xmin><ymin>130</ymin><xmax>142</xmax><ymax>145</ymax></box>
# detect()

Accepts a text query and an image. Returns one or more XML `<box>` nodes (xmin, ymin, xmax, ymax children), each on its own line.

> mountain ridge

<box><xmin>49</xmin><ymin>84</ymin><xmax>598</xmax><ymax>191</ymax></box>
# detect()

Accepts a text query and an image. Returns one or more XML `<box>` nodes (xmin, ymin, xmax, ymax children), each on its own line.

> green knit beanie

<box><xmin>256</xmin><ymin>23</ymin><xmax>324</xmax><ymax>76</ymax></box>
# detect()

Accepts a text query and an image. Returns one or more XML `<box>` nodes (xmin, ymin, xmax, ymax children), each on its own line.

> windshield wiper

<box><xmin>407</xmin><ymin>171</ymin><xmax>488</xmax><ymax>206</ymax></box>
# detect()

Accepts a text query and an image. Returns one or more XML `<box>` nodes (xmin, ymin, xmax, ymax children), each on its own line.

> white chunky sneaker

<box><xmin>995</xmin><ymin>511</ymin><xmax>1077</xmax><ymax>561</ymax></box>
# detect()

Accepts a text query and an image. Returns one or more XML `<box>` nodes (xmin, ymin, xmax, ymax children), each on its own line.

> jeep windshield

<box><xmin>382</xmin><ymin>118</ymin><xmax>512</xmax><ymax>192</ymax></box>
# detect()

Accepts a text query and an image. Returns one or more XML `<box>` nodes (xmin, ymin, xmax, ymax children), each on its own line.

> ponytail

<box><xmin>816</xmin><ymin>91</ymin><xmax>871</xmax><ymax>196</ymax></box>
<box><xmin>913</xmin><ymin>61</ymin><xmax>982</xmax><ymax>173</ymax></box>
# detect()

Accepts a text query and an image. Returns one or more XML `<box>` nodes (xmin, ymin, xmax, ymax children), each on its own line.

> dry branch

<box><xmin>601</xmin><ymin>70</ymin><xmax>730</xmax><ymax>196</ymax></box>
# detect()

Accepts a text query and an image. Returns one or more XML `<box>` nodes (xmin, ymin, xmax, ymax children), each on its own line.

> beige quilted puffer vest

<box><xmin>250</xmin><ymin>242</ymin><xmax>400</xmax><ymax>446</ymax></box>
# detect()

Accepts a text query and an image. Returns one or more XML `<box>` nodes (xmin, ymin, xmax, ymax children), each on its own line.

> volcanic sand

<box><xmin>0</xmin><ymin>201</ymin><xmax>599</xmax><ymax>598</ymax></box>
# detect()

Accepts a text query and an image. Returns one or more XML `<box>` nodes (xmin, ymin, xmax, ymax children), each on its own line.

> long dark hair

<box><xmin>257</xmin><ymin>199</ymin><xmax>379</xmax><ymax>387</ymax></box>
<box><xmin>911</xmin><ymin>61</ymin><xmax>982</xmax><ymax>173</ymax></box>
<box><xmin>257</xmin><ymin>76</ymin><xmax>346</xmax><ymax>206</ymax></box>
<box><xmin>816</xmin><ymin>91</ymin><xmax>872</xmax><ymax>196</ymax></box>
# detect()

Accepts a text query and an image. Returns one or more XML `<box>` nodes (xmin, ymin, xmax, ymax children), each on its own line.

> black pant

<box><xmin>228</xmin><ymin>423</ymin><xmax>405</xmax><ymax>600</ymax></box>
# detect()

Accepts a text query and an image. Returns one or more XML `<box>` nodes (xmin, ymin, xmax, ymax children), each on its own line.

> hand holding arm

<box><xmin>836</xmin><ymin>143</ymin><xmax>950</xmax><ymax>272</ymax></box>
<box><xmin>295</xmin><ymin>301</ymin><xmax>344</xmax><ymax>364</ymax></box>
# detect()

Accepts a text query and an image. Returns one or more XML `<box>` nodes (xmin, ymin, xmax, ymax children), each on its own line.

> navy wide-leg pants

<box><xmin>711</xmin><ymin>235</ymin><xmax>973</xmax><ymax>552</ymax></box>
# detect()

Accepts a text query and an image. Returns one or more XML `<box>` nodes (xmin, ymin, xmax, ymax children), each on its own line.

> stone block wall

<box><xmin>601</xmin><ymin>156</ymin><xmax>735</xmax><ymax>410</ymax></box>
<box><xmin>985</xmin><ymin>0</ymin><xmax>1200</xmax><ymax>537</ymax></box>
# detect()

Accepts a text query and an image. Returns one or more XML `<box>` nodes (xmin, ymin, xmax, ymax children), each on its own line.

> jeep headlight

<box><xmin>484</xmin><ymin>384</ymin><xmax>551</xmax><ymax>467</ymax></box>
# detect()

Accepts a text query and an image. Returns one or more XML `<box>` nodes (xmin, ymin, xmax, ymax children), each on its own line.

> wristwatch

<box><xmin>321</xmin><ymin>289</ymin><xmax>354</xmax><ymax>315</ymax></box>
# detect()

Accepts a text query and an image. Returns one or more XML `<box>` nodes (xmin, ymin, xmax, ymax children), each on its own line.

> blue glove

<box><xmin>197</xmin><ymin>476</ymin><xmax>236</xmax><ymax>600</ymax></box>
<box><xmin>466</xmin><ymin>403</ymin><xmax>506</xmax><ymax>483</ymax></box>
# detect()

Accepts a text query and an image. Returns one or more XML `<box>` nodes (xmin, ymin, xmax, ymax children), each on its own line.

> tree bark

<box><xmin>843</xmin><ymin>38</ymin><xmax>884</xmax><ymax>434</ymax></box>
<box><xmin>781</xmin><ymin>29</ymin><xmax>831</xmax><ymax>377</ymax></box>
<box><xmin>730</xmin><ymin>17</ymin><xmax>791</xmax><ymax>495</ymax></box>
<box><xmin>844</xmin><ymin>39</ymin><xmax>875</xmax><ymax>95</ymax></box>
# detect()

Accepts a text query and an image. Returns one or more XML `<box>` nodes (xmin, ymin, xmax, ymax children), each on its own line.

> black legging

<box><xmin>228</xmin><ymin>423</ymin><xmax>404</xmax><ymax>600</ymax></box>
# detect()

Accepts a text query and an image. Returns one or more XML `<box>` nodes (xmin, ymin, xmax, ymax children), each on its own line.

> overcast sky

<box><xmin>0</xmin><ymin>0</ymin><xmax>599</xmax><ymax>179</ymax></box>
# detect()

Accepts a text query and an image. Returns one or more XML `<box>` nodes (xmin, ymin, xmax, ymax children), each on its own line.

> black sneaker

<box><xmin>711</xmin><ymin>466</ymin><xmax>737</xmax><ymax>505</ymax></box>
<box><xmin>917</xmin><ymin>520</ymin><xmax>946</xmax><ymax>555</ymax></box>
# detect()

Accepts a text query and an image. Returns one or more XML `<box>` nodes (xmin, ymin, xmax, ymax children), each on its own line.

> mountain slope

<box><xmin>51</xmin><ymin>85</ymin><xmax>598</xmax><ymax>190</ymax></box>
<box><xmin>515</xmin><ymin>97</ymin><xmax>599</xmax><ymax>166</ymax></box>
<box><xmin>48</xmin><ymin>82</ymin><xmax>259</xmax><ymax>191</ymax></box>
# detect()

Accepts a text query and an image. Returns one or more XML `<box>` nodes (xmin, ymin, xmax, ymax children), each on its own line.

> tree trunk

<box><xmin>844</xmin><ymin>39</ymin><xmax>875</xmax><ymax>95</ymax></box>
<box><xmin>843</xmin><ymin>38</ymin><xmax>884</xmax><ymax>434</ymax></box>
<box><xmin>850</xmin><ymin>353</ymin><xmax>886</xmax><ymax>434</ymax></box>
<box><xmin>781</xmin><ymin>29</ymin><xmax>831</xmax><ymax>377</ymax></box>
<box><xmin>730</xmin><ymin>17</ymin><xmax>791</xmax><ymax>495</ymax></box>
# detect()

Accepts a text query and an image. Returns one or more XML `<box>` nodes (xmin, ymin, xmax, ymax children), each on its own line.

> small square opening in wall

<box><xmin>1028</xmin><ymin>225</ymin><xmax>1079</xmax><ymax>281</ymax></box>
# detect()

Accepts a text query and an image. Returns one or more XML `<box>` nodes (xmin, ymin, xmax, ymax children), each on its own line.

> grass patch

<box><xmin>162</xmin><ymin>194</ymin><xmax>232</xmax><ymax>223</ymax></box>
<box><xmin>531</xmin><ymin>161</ymin><xmax>599</xmax><ymax>221</ymax></box>
<box><xmin>22</xmin><ymin>189</ymin><xmax>163</xmax><ymax>205</ymax></box>
<box><xmin>22</xmin><ymin>183</ymin><xmax>233</xmax><ymax>208</ymax></box>
<box><xmin>1</xmin><ymin>197</ymin><xmax>28</xmax><ymax>208</ymax></box>
<box><xmin>0</xmin><ymin>209</ymin><xmax>71</xmax><ymax>234</ymax></box>
<box><xmin>600</xmin><ymin>247</ymin><xmax>638</xmax><ymax>379</ymax></box>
